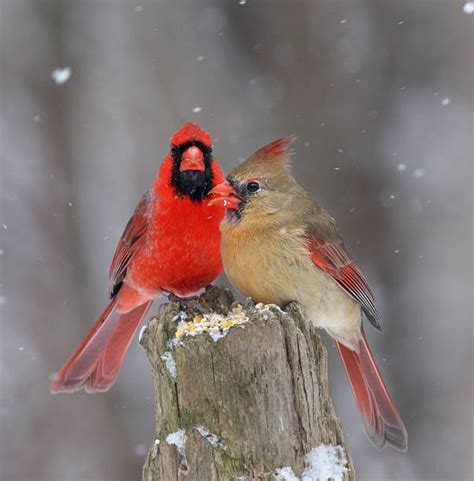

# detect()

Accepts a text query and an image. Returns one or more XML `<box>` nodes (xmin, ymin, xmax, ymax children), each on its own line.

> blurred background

<box><xmin>1</xmin><ymin>1</ymin><xmax>472</xmax><ymax>480</ymax></box>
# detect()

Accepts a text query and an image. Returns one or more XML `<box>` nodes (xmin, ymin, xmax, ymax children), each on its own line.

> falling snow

<box><xmin>441</xmin><ymin>97</ymin><xmax>451</xmax><ymax>106</ymax></box>
<box><xmin>412</xmin><ymin>169</ymin><xmax>426</xmax><ymax>178</ymax></box>
<box><xmin>192</xmin><ymin>106</ymin><xmax>202</xmax><ymax>113</ymax></box>
<box><xmin>51</xmin><ymin>67</ymin><xmax>71</xmax><ymax>85</ymax></box>
<box><xmin>380</xmin><ymin>190</ymin><xmax>398</xmax><ymax>208</ymax></box>
<box><xmin>397</xmin><ymin>163</ymin><xmax>407</xmax><ymax>171</ymax></box>
<box><xmin>463</xmin><ymin>2</ymin><xmax>474</xmax><ymax>14</ymax></box>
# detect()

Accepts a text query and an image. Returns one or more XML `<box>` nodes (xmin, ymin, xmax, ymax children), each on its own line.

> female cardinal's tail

<box><xmin>336</xmin><ymin>330</ymin><xmax>408</xmax><ymax>452</ymax></box>
<box><xmin>50</xmin><ymin>299</ymin><xmax>153</xmax><ymax>394</ymax></box>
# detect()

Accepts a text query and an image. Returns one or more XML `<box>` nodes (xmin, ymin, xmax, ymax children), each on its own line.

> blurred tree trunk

<box><xmin>141</xmin><ymin>287</ymin><xmax>355</xmax><ymax>481</ymax></box>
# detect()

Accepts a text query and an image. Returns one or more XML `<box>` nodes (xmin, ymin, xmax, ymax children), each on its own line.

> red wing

<box><xmin>109</xmin><ymin>193</ymin><xmax>150</xmax><ymax>297</ymax></box>
<box><xmin>306</xmin><ymin>235</ymin><xmax>382</xmax><ymax>331</ymax></box>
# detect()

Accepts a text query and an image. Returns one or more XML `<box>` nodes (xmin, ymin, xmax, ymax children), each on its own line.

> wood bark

<box><xmin>141</xmin><ymin>286</ymin><xmax>355</xmax><ymax>481</ymax></box>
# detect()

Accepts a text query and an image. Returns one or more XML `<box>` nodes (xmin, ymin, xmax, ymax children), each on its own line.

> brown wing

<box><xmin>306</xmin><ymin>233</ymin><xmax>382</xmax><ymax>331</ymax></box>
<box><xmin>109</xmin><ymin>193</ymin><xmax>150</xmax><ymax>297</ymax></box>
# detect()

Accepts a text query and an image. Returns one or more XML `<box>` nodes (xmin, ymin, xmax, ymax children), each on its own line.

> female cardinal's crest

<box><xmin>248</xmin><ymin>136</ymin><xmax>295</xmax><ymax>168</ymax></box>
<box><xmin>233</xmin><ymin>136</ymin><xmax>296</xmax><ymax>180</ymax></box>
<box><xmin>254</xmin><ymin>136</ymin><xmax>296</xmax><ymax>162</ymax></box>
<box><xmin>170</xmin><ymin>122</ymin><xmax>212</xmax><ymax>147</ymax></box>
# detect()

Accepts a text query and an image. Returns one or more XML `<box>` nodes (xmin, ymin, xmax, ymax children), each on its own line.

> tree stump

<box><xmin>141</xmin><ymin>286</ymin><xmax>355</xmax><ymax>481</ymax></box>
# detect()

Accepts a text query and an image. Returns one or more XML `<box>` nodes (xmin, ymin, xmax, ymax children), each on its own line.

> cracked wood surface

<box><xmin>141</xmin><ymin>286</ymin><xmax>355</xmax><ymax>481</ymax></box>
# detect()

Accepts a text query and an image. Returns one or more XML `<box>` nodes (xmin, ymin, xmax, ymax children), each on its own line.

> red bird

<box><xmin>51</xmin><ymin>122</ymin><xmax>225</xmax><ymax>393</ymax></box>
<box><xmin>209</xmin><ymin>137</ymin><xmax>408</xmax><ymax>451</ymax></box>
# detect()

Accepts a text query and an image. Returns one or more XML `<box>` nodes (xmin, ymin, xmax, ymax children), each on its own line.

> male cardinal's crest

<box><xmin>170</xmin><ymin>122</ymin><xmax>212</xmax><ymax>147</ymax></box>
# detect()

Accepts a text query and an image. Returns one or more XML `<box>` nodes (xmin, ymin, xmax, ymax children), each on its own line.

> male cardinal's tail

<box><xmin>336</xmin><ymin>330</ymin><xmax>408</xmax><ymax>452</ymax></box>
<box><xmin>50</xmin><ymin>299</ymin><xmax>153</xmax><ymax>394</ymax></box>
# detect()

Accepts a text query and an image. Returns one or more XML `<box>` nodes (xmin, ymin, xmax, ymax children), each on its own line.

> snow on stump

<box><xmin>140</xmin><ymin>286</ymin><xmax>355</xmax><ymax>481</ymax></box>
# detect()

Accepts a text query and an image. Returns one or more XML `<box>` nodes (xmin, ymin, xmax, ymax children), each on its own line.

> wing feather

<box><xmin>109</xmin><ymin>193</ymin><xmax>150</xmax><ymax>296</ymax></box>
<box><xmin>306</xmin><ymin>235</ymin><xmax>382</xmax><ymax>331</ymax></box>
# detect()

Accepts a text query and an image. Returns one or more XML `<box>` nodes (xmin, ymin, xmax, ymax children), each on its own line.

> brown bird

<box><xmin>208</xmin><ymin>137</ymin><xmax>407</xmax><ymax>451</ymax></box>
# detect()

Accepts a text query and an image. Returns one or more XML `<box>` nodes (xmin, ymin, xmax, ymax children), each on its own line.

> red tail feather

<box><xmin>50</xmin><ymin>299</ymin><xmax>152</xmax><ymax>394</ymax></box>
<box><xmin>336</xmin><ymin>330</ymin><xmax>408</xmax><ymax>452</ymax></box>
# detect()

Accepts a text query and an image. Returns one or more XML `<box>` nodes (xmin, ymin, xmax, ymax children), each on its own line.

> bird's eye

<box><xmin>247</xmin><ymin>181</ymin><xmax>261</xmax><ymax>194</ymax></box>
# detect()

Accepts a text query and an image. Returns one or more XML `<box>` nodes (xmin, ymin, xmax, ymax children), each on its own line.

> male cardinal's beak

<box><xmin>208</xmin><ymin>181</ymin><xmax>241</xmax><ymax>209</ymax></box>
<box><xmin>179</xmin><ymin>145</ymin><xmax>205</xmax><ymax>172</ymax></box>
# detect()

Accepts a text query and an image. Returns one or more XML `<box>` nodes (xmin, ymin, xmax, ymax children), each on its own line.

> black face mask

<box><xmin>170</xmin><ymin>141</ymin><xmax>214</xmax><ymax>202</ymax></box>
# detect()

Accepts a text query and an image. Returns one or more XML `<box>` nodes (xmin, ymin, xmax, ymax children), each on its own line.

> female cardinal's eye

<box><xmin>247</xmin><ymin>181</ymin><xmax>261</xmax><ymax>193</ymax></box>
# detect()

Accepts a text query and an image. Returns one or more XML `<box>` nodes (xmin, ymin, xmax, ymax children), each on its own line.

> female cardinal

<box><xmin>51</xmin><ymin>122</ymin><xmax>225</xmax><ymax>393</ymax></box>
<box><xmin>208</xmin><ymin>137</ymin><xmax>408</xmax><ymax>451</ymax></box>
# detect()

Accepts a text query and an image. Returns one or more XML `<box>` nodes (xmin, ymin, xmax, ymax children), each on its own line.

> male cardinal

<box><xmin>51</xmin><ymin>122</ymin><xmax>225</xmax><ymax>393</ymax></box>
<box><xmin>208</xmin><ymin>137</ymin><xmax>408</xmax><ymax>451</ymax></box>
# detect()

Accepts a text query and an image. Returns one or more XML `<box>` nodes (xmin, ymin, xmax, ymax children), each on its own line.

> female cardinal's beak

<box><xmin>179</xmin><ymin>145</ymin><xmax>205</xmax><ymax>172</ymax></box>
<box><xmin>208</xmin><ymin>181</ymin><xmax>241</xmax><ymax>209</ymax></box>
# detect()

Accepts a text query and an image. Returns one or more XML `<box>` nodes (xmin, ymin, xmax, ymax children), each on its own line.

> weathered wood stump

<box><xmin>141</xmin><ymin>286</ymin><xmax>355</xmax><ymax>481</ymax></box>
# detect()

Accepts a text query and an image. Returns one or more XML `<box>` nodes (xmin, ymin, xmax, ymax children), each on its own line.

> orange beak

<box><xmin>179</xmin><ymin>145</ymin><xmax>205</xmax><ymax>172</ymax></box>
<box><xmin>208</xmin><ymin>181</ymin><xmax>241</xmax><ymax>209</ymax></box>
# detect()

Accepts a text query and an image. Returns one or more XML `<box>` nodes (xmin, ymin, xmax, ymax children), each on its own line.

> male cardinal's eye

<box><xmin>247</xmin><ymin>181</ymin><xmax>261</xmax><ymax>193</ymax></box>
